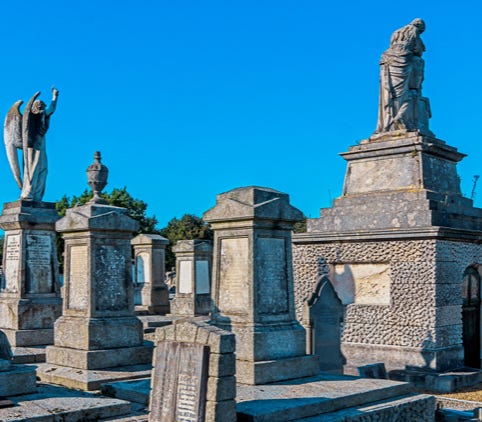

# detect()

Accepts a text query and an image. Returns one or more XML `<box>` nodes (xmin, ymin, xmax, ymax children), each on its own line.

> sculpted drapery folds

<box><xmin>375</xmin><ymin>19</ymin><xmax>434</xmax><ymax>136</ymax></box>
<box><xmin>4</xmin><ymin>87</ymin><xmax>59</xmax><ymax>201</ymax></box>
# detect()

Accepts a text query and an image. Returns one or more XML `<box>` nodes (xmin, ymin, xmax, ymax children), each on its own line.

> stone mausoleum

<box><xmin>293</xmin><ymin>18</ymin><xmax>482</xmax><ymax>376</ymax></box>
<box><xmin>293</xmin><ymin>130</ymin><xmax>482</xmax><ymax>373</ymax></box>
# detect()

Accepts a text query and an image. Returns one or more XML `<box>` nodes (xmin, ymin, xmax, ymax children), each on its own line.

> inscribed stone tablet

<box><xmin>68</xmin><ymin>245</ymin><xmax>88</xmax><ymax>310</ymax></box>
<box><xmin>95</xmin><ymin>246</ymin><xmax>128</xmax><ymax>311</ymax></box>
<box><xmin>256</xmin><ymin>237</ymin><xmax>288</xmax><ymax>315</ymax></box>
<box><xmin>178</xmin><ymin>261</ymin><xmax>193</xmax><ymax>294</ymax></box>
<box><xmin>330</xmin><ymin>263</ymin><xmax>391</xmax><ymax>305</ymax></box>
<box><xmin>4</xmin><ymin>235</ymin><xmax>20</xmax><ymax>292</ymax></box>
<box><xmin>219</xmin><ymin>237</ymin><xmax>249</xmax><ymax>314</ymax></box>
<box><xmin>150</xmin><ymin>341</ymin><xmax>208</xmax><ymax>422</ymax></box>
<box><xmin>26</xmin><ymin>234</ymin><xmax>52</xmax><ymax>293</ymax></box>
<box><xmin>195</xmin><ymin>260</ymin><xmax>210</xmax><ymax>294</ymax></box>
<box><xmin>136</xmin><ymin>254</ymin><xmax>146</xmax><ymax>284</ymax></box>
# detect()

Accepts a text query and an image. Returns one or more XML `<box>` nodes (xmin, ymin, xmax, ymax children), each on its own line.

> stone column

<box><xmin>170</xmin><ymin>240</ymin><xmax>213</xmax><ymax>317</ymax></box>
<box><xmin>131</xmin><ymin>234</ymin><xmax>170</xmax><ymax>315</ymax></box>
<box><xmin>0</xmin><ymin>200</ymin><xmax>62</xmax><ymax>347</ymax></box>
<box><xmin>204</xmin><ymin>186</ymin><xmax>319</xmax><ymax>385</ymax></box>
<box><xmin>40</xmin><ymin>203</ymin><xmax>152</xmax><ymax>390</ymax></box>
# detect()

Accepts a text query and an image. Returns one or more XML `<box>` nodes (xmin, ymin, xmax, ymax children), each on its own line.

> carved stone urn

<box><xmin>86</xmin><ymin>151</ymin><xmax>108</xmax><ymax>204</ymax></box>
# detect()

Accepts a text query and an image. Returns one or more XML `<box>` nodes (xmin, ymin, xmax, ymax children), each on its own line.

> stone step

<box><xmin>102</xmin><ymin>378</ymin><xmax>151</xmax><ymax>405</ymax></box>
<box><xmin>295</xmin><ymin>393</ymin><xmax>435</xmax><ymax>421</ymax></box>
<box><xmin>389</xmin><ymin>367</ymin><xmax>482</xmax><ymax>393</ymax></box>
<box><xmin>0</xmin><ymin>383</ymin><xmax>132</xmax><ymax>421</ymax></box>
<box><xmin>236</xmin><ymin>374</ymin><xmax>415</xmax><ymax>421</ymax></box>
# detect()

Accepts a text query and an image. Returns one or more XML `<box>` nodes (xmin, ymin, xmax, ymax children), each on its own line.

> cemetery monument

<box><xmin>38</xmin><ymin>152</ymin><xmax>152</xmax><ymax>390</ymax></box>
<box><xmin>293</xmin><ymin>19</ymin><xmax>482</xmax><ymax>380</ymax></box>
<box><xmin>0</xmin><ymin>88</ymin><xmax>62</xmax><ymax>352</ymax></box>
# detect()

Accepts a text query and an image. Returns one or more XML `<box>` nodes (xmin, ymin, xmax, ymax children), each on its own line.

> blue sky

<box><xmin>0</xmin><ymin>1</ymin><xmax>481</xmax><ymax>227</ymax></box>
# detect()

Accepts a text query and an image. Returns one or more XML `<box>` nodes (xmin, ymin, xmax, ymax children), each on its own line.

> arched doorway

<box><xmin>462</xmin><ymin>264</ymin><xmax>481</xmax><ymax>368</ymax></box>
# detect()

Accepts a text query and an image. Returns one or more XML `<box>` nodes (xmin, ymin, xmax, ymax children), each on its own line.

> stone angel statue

<box><xmin>4</xmin><ymin>87</ymin><xmax>59</xmax><ymax>201</ymax></box>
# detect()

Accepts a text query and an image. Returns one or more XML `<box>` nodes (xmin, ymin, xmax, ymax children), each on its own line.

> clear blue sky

<box><xmin>0</xmin><ymin>1</ymin><xmax>480</xmax><ymax>227</ymax></box>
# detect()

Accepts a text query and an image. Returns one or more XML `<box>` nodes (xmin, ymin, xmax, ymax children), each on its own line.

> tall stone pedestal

<box><xmin>132</xmin><ymin>234</ymin><xmax>170</xmax><ymax>315</ymax></box>
<box><xmin>39</xmin><ymin>203</ymin><xmax>152</xmax><ymax>390</ymax></box>
<box><xmin>170</xmin><ymin>239</ymin><xmax>213</xmax><ymax>317</ymax></box>
<box><xmin>204</xmin><ymin>187</ymin><xmax>319</xmax><ymax>385</ymax></box>
<box><xmin>293</xmin><ymin>131</ymin><xmax>482</xmax><ymax>374</ymax></box>
<box><xmin>0</xmin><ymin>200</ymin><xmax>62</xmax><ymax>347</ymax></box>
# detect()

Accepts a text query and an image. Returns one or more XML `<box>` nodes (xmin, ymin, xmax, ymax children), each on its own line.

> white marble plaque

<box><xmin>219</xmin><ymin>237</ymin><xmax>249</xmax><ymax>313</ymax></box>
<box><xmin>26</xmin><ymin>234</ymin><xmax>52</xmax><ymax>293</ymax></box>
<box><xmin>68</xmin><ymin>245</ymin><xmax>88</xmax><ymax>310</ymax></box>
<box><xmin>195</xmin><ymin>260</ymin><xmax>210</xmax><ymax>294</ymax></box>
<box><xmin>150</xmin><ymin>341</ymin><xmax>208</xmax><ymax>422</ymax></box>
<box><xmin>4</xmin><ymin>235</ymin><xmax>21</xmax><ymax>292</ymax></box>
<box><xmin>136</xmin><ymin>255</ymin><xmax>146</xmax><ymax>284</ymax></box>
<box><xmin>178</xmin><ymin>261</ymin><xmax>193</xmax><ymax>294</ymax></box>
<box><xmin>330</xmin><ymin>263</ymin><xmax>391</xmax><ymax>305</ymax></box>
<box><xmin>256</xmin><ymin>237</ymin><xmax>289</xmax><ymax>315</ymax></box>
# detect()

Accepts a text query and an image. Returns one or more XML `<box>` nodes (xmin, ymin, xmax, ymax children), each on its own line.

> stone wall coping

<box><xmin>294</xmin><ymin>226</ymin><xmax>482</xmax><ymax>244</ymax></box>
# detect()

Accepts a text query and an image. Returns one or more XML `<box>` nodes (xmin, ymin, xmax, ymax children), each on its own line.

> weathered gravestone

<box><xmin>151</xmin><ymin>320</ymin><xmax>236</xmax><ymax>422</ymax></box>
<box><xmin>303</xmin><ymin>276</ymin><xmax>345</xmax><ymax>373</ymax></box>
<box><xmin>0</xmin><ymin>201</ymin><xmax>62</xmax><ymax>349</ymax></box>
<box><xmin>170</xmin><ymin>240</ymin><xmax>213</xmax><ymax>317</ymax></box>
<box><xmin>38</xmin><ymin>153</ymin><xmax>152</xmax><ymax>390</ymax></box>
<box><xmin>150</xmin><ymin>341</ymin><xmax>208</xmax><ymax>421</ymax></box>
<box><xmin>132</xmin><ymin>234</ymin><xmax>170</xmax><ymax>315</ymax></box>
<box><xmin>204</xmin><ymin>186</ymin><xmax>319</xmax><ymax>384</ymax></box>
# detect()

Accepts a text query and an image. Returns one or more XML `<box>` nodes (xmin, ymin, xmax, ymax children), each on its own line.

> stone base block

<box><xmin>46</xmin><ymin>342</ymin><xmax>153</xmax><ymax>370</ymax></box>
<box><xmin>0</xmin><ymin>297</ymin><xmax>61</xmax><ymax>332</ymax></box>
<box><xmin>216</xmin><ymin>320</ymin><xmax>308</xmax><ymax>362</ymax></box>
<box><xmin>12</xmin><ymin>346</ymin><xmax>46</xmax><ymax>363</ymax></box>
<box><xmin>37</xmin><ymin>363</ymin><xmax>152</xmax><ymax>391</ymax></box>
<box><xmin>0</xmin><ymin>364</ymin><xmax>37</xmax><ymax>396</ymax></box>
<box><xmin>53</xmin><ymin>316</ymin><xmax>144</xmax><ymax>350</ymax></box>
<box><xmin>342</xmin><ymin>342</ymin><xmax>464</xmax><ymax>374</ymax></box>
<box><xmin>236</xmin><ymin>354</ymin><xmax>319</xmax><ymax>385</ymax></box>
<box><xmin>102</xmin><ymin>378</ymin><xmax>151</xmax><ymax>405</ymax></box>
<box><xmin>2</xmin><ymin>327</ymin><xmax>53</xmax><ymax>347</ymax></box>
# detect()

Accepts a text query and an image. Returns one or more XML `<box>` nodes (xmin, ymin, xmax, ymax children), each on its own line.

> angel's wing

<box><xmin>4</xmin><ymin>100</ymin><xmax>24</xmax><ymax>189</ymax></box>
<box><xmin>22</xmin><ymin>91</ymin><xmax>40</xmax><ymax>183</ymax></box>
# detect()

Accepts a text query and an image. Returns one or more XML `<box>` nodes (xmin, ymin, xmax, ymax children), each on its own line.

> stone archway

<box><xmin>462</xmin><ymin>264</ymin><xmax>481</xmax><ymax>368</ymax></box>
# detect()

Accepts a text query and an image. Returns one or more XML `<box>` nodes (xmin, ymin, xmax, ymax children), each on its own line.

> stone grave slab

<box><xmin>149</xmin><ymin>341</ymin><xmax>208</xmax><ymax>422</ymax></box>
<box><xmin>0</xmin><ymin>383</ymin><xmax>132</xmax><ymax>421</ymax></box>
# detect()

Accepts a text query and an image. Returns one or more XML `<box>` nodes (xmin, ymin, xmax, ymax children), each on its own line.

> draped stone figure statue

<box><xmin>375</xmin><ymin>19</ymin><xmax>433</xmax><ymax>136</ymax></box>
<box><xmin>4</xmin><ymin>87</ymin><xmax>59</xmax><ymax>201</ymax></box>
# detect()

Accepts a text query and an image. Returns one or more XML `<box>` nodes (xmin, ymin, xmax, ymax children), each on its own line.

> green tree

<box><xmin>159</xmin><ymin>214</ymin><xmax>213</xmax><ymax>270</ymax></box>
<box><xmin>56</xmin><ymin>187</ymin><xmax>158</xmax><ymax>233</ymax></box>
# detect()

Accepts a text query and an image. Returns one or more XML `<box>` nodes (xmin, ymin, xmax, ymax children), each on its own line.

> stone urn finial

<box><xmin>87</xmin><ymin>151</ymin><xmax>108</xmax><ymax>204</ymax></box>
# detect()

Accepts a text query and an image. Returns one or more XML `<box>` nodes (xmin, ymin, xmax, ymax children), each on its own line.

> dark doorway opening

<box><xmin>462</xmin><ymin>265</ymin><xmax>481</xmax><ymax>368</ymax></box>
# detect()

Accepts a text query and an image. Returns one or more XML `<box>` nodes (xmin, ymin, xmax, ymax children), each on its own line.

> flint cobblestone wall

<box><xmin>292</xmin><ymin>238</ymin><xmax>482</xmax><ymax>349</ymax></box>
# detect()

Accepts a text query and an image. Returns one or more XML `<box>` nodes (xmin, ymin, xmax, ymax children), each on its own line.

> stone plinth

<box><xmin>293</xmin><ymin>131</ymin><xmax>482</xmax><ymax>375</ymax></box>
<box><xmin>0</xmin><ymin>364</ymin><xmax>37</xmax><ymax>396</ymax></box>
<box><xmin>204</xmin><ymin>186</ymin><xmax>319</xmax><ymax>385</ymax></box>
<box><xmin>131</xmin><ymin>234</ymin><xmax>170</xmax><ymax>315</ymax></box>
<box><xmin>39</xmin><ymin>203</ymin><xmax>152</xmax><ymax>390</ymax></box>
<box><xmin>170</xmin><ymin>240</ymin><xmax>213</xmax><ymax>317</ymax></box>
<box><xmin>0</xmin><ymin>200</ymin><xmax>62</xmax><ymax>347</ymax></box>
